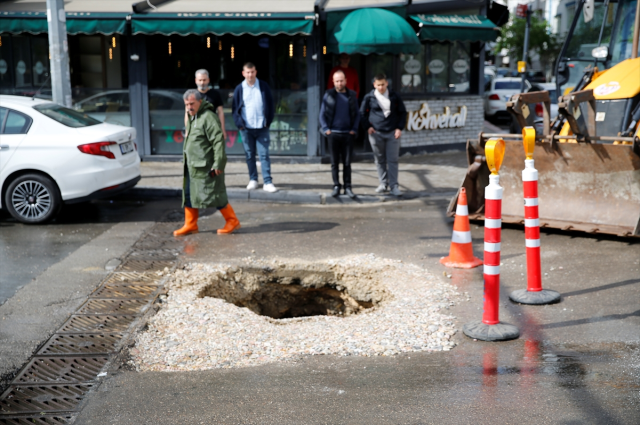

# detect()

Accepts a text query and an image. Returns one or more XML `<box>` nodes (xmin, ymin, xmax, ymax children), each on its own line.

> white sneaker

<box><xmin>390</xmin><ymin>186</ymin><xmax>402</xmax><ymax>196</ymax></box>
<box><xmin>263</xmin><ymin>183</ymin><xmax>278</xmax><ymax>193</ymax></box>
<box><xmin>375</xmin><ymin>184</ymin><xmax>387</xmax><ymax>193</ymax></box>
<box><xmin>246</xmin><ymin>180</ymin><xmax>259</xmax><ymax>190</ymax></box>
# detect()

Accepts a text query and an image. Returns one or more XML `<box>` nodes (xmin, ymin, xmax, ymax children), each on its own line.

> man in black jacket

<box><xmin>319</xmin><ymin>70</ymin><xmax>360</xmax><ymax>198</ymax></box>
<box><xmin>360</xmin><ymin>73</ymin><xmax>407</xmax><ymax>197</ymax></box>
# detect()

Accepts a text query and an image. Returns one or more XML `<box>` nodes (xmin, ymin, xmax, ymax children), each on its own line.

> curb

<box><xmin>129</xmin><ymin>186</ymin><xmax>456</xmax><ymax>205</ymax></box>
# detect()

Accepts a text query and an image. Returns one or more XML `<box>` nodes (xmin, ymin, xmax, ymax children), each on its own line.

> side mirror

<box><xmin>591</xmin><ymin>46</ymin><xmax>609</xmax><ymax>59</ymax></box>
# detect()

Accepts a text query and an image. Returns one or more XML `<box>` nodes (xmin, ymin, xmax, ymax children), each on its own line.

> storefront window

<box><xmin>398</xmin><ymin>49</ymin><xmax>425</xmax><ymax>93</ymax></box>
<box><xmin>73</xmin><ymin>89</ymin><xmax>132</xmax><ymax>127</ymax></box>
<box><xmin>400</xmin><ymin>41</ymin><xmax>471</xmax><ymax>95</ymax></box>
<box><xmin>146</xmin><ymin>34</ymin><xmax>308</xmax><ymax>156</ymax></box>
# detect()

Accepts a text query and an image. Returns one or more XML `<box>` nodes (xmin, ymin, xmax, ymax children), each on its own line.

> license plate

<box><xmin>120</xmin><ymin>141</ymin><xmax>134</xmax><ymax>155</ymax></box>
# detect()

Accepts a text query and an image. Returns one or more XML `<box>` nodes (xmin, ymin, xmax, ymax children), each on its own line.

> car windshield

<box><xmin>494</xmin><ymin>81</ymin><xmax>522</xmax><ymax>90</ymax></box>
<box><xmin>33</xmin><ymin>104</ymin><xmax>101</xmax><ymax>128</ymax></box>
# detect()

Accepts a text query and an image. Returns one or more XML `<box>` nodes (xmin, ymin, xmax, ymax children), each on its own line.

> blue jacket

<box><xmin>232</xmin><ymin>79</ymin><xmax>275</xmax><ymax>129</ymax></box>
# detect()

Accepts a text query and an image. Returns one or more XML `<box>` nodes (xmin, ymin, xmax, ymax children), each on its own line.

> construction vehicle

<box><xmin>450</xmin><ymin>0</ymin><xmax>640</xmax><ymax>237</ymax></box>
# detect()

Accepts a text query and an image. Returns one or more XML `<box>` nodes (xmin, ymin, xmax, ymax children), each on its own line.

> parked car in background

<box><xmin>509</xmin><ymin>82</ymin><xmax>559</xmax><ymax>134</ymax></box>
<box><xmin>74</xmin><ymin>89</ymin><xmax>185</xmax><ymax>129</ymax></box>
<box><xmin>0</xmin><ymin>95</ymin><xmax>141</xmax><ymax>224</ymax></box>
<box><xmin>483</xmin><ymin>77</ymin><xmax>531</xmax><ymax>119</ymax></box>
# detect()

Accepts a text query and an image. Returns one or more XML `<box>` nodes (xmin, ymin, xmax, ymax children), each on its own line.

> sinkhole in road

<box><xmin>197</xmin><ymin>266</ymin><xmax>379</xmax><ymax>319</ymax></box>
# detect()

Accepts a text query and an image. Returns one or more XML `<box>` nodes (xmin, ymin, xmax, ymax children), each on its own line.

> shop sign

<box><xmin>406</xmin><ymin>102</ymin><xmax>467</xmax><ymax>131</ymax></box>
<box><xmin>452</xmin><ymin>59</ymin><xmax>469</xmax><ymax>74</ymax></box>
<box><xmin>428</xmin><ymin>59</ymin><xmax>445</xmax><ymax>74</ymax></box>
<box><xmin>34</xmin><ymin>61</ymin><xmax>44</xmax><ymax>75</ymax></box>
<box><xmin>404</xmin><ymin>58</ymin><xmax>421</xmax><ymax>74</ymax></box>
<box><xmin>0</xmin><ymin>59</ymin><xmax>7</xmax><ymax>75</ymax></box>
<box><xmin>16</xmin><ymin>60</ymin><xmax>26</xmax><ymax>75</ymax></box>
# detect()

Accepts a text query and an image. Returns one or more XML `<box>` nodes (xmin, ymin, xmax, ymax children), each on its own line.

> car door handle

<box><xmin>0</xmin><ymin>145</ymin><xmax>10</xmax><ymax>151</ymax></box>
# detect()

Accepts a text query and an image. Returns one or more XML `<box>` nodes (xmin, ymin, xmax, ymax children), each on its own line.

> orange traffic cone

<box><xmin>440</xmin><ymin>188</ymin><xmax>482</xmax><ymax>269</ymax></box>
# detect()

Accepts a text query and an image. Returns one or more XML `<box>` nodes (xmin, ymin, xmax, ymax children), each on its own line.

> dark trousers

<box><xmin>328</xmin><ymin>133</ymin><xmax>354</xmax><ymax>189</ymax></box>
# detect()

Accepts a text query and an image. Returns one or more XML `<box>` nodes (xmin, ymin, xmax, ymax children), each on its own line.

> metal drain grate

<box><xmin>0</xmin><ymin>414</ymin><xmax>74</xmax><ymax>424</ymax></box>
<box><xmin>13</xmin><ymin>357</ymin><xmax>108</xmax><ymax>384</ymax></box>
<box><xmin>117</xmin><ymin>260</ymin><xmax>175</xmax><ymax>273</ymax></box>
<box><xmin>77</xmin><ymin>299</ymin><xmax>150</xmax><ymax>315</ymax></box>
<box><xmin>103</xmin><ymin>272</ymin><xmax>156</xmax><ymax>284</ymax></box>
<box><xmin>58</xmin><ymin>315</ymin><xmax>137</xmax><ymax>334</ymax></box>
<box><xmin>91</xmin><ymin>284</ymin><xmax>159</xmax><ymax>299</ymax></box>
<box><xmin>37</xmin><ymin>334</ymin><xmax>123</xmax><ymax>356</ymax></box>
<box><xmin>0</xmin><ymin>384</ymin><xmax>93</xmax><ymax>414</ymax></box>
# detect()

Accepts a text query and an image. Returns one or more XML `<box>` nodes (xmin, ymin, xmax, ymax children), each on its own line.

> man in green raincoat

<box><xmin>173</xmin><ymin>89</ymin><xmax>240</xmax><ymax>236</ymax></box>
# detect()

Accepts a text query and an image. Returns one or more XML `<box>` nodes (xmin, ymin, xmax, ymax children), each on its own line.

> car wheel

<box><xmin>4</xmin><ymin>173</ymin><xmax>62</xmax><ymax>224</ymax></box>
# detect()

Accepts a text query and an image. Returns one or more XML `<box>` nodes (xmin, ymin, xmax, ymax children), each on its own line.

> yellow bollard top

<box><xmin>485</xmin><ymin>138</ymin><xmax>505</xmax><ymax>175</ymax></box>
<box><xmin>522</xmin><ymin>127</ymin><xmax>536</xmax><ymax>160</ymax></box>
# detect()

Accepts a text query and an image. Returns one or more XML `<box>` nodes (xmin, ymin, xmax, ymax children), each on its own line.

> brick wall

<box><xmin>400</xmin><ymin>96</ymin><xmax>483</xmax><ymax>153</ymax></box>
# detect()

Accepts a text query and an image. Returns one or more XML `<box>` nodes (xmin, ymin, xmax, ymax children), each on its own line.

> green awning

<box><xmin>410</xmin><ymin>14</ymin><xmax>499</xmax><ymax>42</ymax></box>
<box><xmin>328</xmin><ymin>8</ymin><xmax>420</xmax><ymax>55</ymax></box>
<box><xmin>0</xmin><ymin>13</ymin><xmax>128</xmax><ymax>35</ymax></box>
<box><xmin>131</xmin><ymin>13</ymin><xmax>315</xmax><ymax>36</ymax></box>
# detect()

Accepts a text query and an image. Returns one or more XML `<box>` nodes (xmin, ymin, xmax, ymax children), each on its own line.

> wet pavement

<box><xmin>74</xmin><ymin>199</ymin><xmax>640</xmax><ymax>424</ymax></box>
<box><xmin>0</xmin><ymin>200</ymin><xmax>147</xmax><ymax>305</ymax></box>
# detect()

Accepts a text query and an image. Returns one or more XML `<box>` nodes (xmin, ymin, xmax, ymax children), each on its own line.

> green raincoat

<box><xmin>182</xmin><ymin>99</ymin><xmax>228</xmax><ymax>209</ymax></box>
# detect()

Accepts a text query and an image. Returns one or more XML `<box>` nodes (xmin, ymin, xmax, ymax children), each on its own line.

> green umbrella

<box><xmin>329</xmin><ymin>8</ymin><xmax>421</xmax><ymax>55</ymax></box>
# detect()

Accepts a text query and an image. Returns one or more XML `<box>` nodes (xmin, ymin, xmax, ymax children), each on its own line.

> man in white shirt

<box><xmin>231</xmin><ymin>63</ymin><xmax>277</xmax><ymax>193</ymax></box>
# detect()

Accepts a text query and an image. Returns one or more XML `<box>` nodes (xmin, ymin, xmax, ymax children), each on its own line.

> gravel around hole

<box><xmin>129</xmin><ymin>254</ymin><xmax>461</xmax><ymax>371</ymax></box>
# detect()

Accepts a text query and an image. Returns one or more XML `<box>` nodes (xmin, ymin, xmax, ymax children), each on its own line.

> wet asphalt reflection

<box><xmin>0</xmin><ymin>197</ymin><xmax>146</xmax><ymax>304</ymax></box>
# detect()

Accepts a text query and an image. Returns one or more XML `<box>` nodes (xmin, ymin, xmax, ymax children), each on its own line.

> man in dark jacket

<box><xmin>319</xmin><ymin>70</ymin><xmax>360</xmax><ymax>198</ymax></box>
<box><xmin>173</xmin><ymin>89</ymin><xmax>240</xmax><ymax>236</ymax></box>
<box><xmin>231</xmin><ymin>62</ymin><xmax>277</xmax><ymax>193</ymax></box>
<box><xmin>360</xmin><ymin>73</ymin><xmax>407</xmax><ymax>197</ymax></box>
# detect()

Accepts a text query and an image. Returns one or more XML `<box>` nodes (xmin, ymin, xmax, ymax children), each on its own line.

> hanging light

<box><xmin>207</xmin><ymin>37</ymin><xmax>211</xmax><ymax>48</ymax></box>
<box><xmin>323</xmin><ymin>46</ymin><xmax>326</xmax><ymax>55</ymax></box>
<box><xmin>168</xmin><ymin>42</ymin><xmax>172</xmax><ymax>55</ymax></box>
<box><xmin>303</xmin><ymin>45</ymin><xmax>307</xmax><ymax>58</ymax></box>
<box><xmin>231</xmin><ymin>44</ymin><xmax>235</xmax><ymax>61</ymax></box>
<box><xmin>178</xmin><ymin>60</ymin><xmax>181</xmax><ymax>68</ymax></box>
<box><xmin>109</xmin><ymin>48</ymin><xmax>113</xmax><ymax>60</ymax></box>
<box><xmin>219</xmin><ymin>40</ymin><xmax>222</xmax><ymax>50</ymax></box>
<box><xmin>289</xmin><ymin>42</ymin><xmax>293</xmax><ymax>58</ymax></box>
<box><xmin>112</xmin><ymin>37</ymin><xmax>116</xmax><ymax>48</ymax></box>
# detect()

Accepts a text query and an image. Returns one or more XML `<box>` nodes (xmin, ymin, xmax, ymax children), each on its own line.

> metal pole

<box><xmin>521</xmin><ymin>8</ymin><xmax>531</xmax><ymax>92</ymax></box>
<box><xmin>46</xmin><ymin>0</ymin><xmax>72</xmax><ymax>107</ymax></box>
<box><xmin>632</xmin><ymin>0</ymin><xmax>640</xmax><ymax>59</ymax></box>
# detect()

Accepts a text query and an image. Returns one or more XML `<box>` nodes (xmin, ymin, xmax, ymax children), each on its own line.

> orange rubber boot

<box><xmin>173</xmin><ymin>207</ymin><xmax>199</xmax><ymax>236</ymax></box>
<box><xmin>218</xmin><ymin>204</ymin><xmax>241</xmax><ymax>234</ymax></box>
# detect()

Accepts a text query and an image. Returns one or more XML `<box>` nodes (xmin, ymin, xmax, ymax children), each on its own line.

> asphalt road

<box><xmin>80</xmin><ymin>199</ymin><xmax>639</xmax><ymax>425</ymax></box>
<box><xmin>1</xmin><ymin>194</ymin><xmax>639</xmax><ymax>424</ymax></box>
<box><xmin>0</xmin><ymin>199</ymin><xmax>147</xmax><ymax>305</ymax></box>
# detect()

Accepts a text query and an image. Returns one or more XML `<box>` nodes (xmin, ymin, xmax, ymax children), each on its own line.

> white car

<box><xmin>0</xmin><ymin>95</ymin><xmax>141</xmax><ymax>224</ymax></box>
<box><xmin>484</xmin><ymin>77</ymin><xmax>531</xmax><ymax>119</ymax></box>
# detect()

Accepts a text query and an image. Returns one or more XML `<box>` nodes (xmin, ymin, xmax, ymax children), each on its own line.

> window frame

<box><xmin>396</xmin><ymin>40</ymin><xmax>478</xmax><ymax>99</ymax></box>
<box><xmin>0</xmin><ymin>107</ymin><xmax>33</xmax><ymax>134</ymax></box>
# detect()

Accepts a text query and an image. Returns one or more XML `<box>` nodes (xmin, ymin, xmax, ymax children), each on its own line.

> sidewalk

<box><xmin>134</xmin><ymin>151</ymin><xmax>468</xmax><ymax>204</ymax></box>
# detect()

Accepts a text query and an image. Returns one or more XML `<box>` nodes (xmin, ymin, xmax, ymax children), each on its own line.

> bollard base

<box><xmin>463</xmin><ymin>320</ymin><xmax>520</xmax><ymax>341</ymax></box>
<box><xmin>509</xmin><ymin>289</ymin><xmax>561</xmax><ymax>305</ymax></box>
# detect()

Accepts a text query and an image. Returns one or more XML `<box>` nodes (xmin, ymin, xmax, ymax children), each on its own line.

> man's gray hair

<box><xmin>183</xmin><ymin>89</ymin><xmax>202</xmax><ymax>101</ymax></box>
<box><xmin>195</xmin><ymin>69</ymin><xmax>209</xmax><ymax>78</ymax></box>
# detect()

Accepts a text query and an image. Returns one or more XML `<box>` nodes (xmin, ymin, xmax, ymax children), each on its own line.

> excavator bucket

<box><xmin>448</xmin><ymin>139</ymin><xmax>640</xmax><ymax>238</ymax></box>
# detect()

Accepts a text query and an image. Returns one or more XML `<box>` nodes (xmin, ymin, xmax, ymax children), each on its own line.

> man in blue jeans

<box><xmin>232</xmin><ymin>62</ymin><xmax>277</xmax><ymax>193</ymax></box>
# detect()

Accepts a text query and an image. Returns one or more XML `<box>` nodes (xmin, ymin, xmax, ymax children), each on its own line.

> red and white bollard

<box><xmin>463</xmin><ymin>138</ymin><xmax>519</xmax><ymax>342</ymax></box>
<box><xmin>510</xmin><ymin>128</ymin><xmax>560</xmax><ymax>305</ymax></box>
